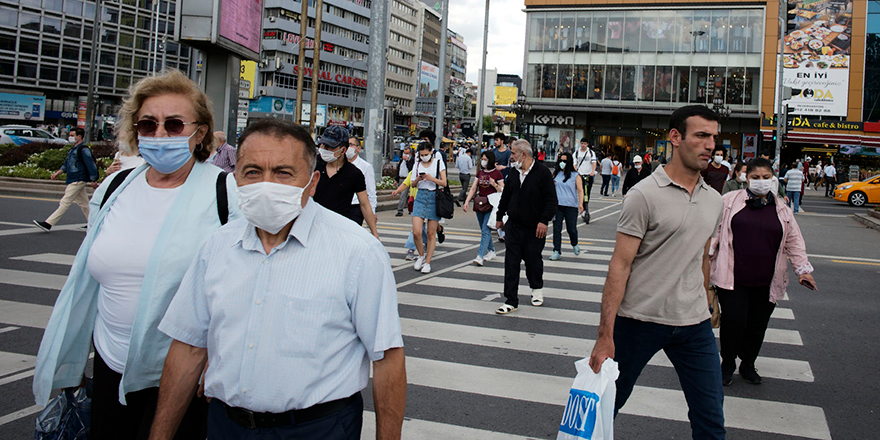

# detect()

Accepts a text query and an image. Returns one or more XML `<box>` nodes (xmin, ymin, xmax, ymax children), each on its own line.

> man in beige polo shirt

<box><xmin>589</xmin><ymin>105</ymin><xmax>725</xmax><ymax>439</ymax></box>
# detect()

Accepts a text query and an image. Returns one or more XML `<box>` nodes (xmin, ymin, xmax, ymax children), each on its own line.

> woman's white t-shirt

<box><xmin>88</xmin><ymin>171</ymin><xmax>181</xmax><ymax>373</ymax></box>
<box><xmin>414</xmin><ymin>158</ymin><xmax>446</xmax><ymax>190</ymax></box>
<box><xmin>114</xmin><ymin>151</ymin><xmax>147</xmax><ymax>170</ymax></box>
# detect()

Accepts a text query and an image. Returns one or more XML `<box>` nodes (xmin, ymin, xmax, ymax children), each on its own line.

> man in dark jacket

<box><xmin>622</xmin><ymin>155</ymin><xmax>652</xmax><ymax>196</ymax></box>
<box><xmin>494</xmin><ymin>139</ymin><xmax>558</xmax><ymax>314</ymax></box>
<box><xmin>33</xmin><ymin>128</ymin><xmax>98</xmax><ymax>231</ymax></box>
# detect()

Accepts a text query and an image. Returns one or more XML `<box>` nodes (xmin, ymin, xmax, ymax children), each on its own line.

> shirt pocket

<box><xmin>279</xmin><ymin>296</ymin><xmax>336</xmax><ymax>359</ymax></box>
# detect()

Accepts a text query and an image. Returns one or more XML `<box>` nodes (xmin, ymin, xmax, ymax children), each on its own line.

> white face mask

<box><xmin>68</xmin><ymin>136</ymin><xmax>76</xmax><ymax>143</ymax></box>
<box><xmin>749</xmin><ymin>178</ymin><xmax>774</xmax><ymax>196</ymax></box>
<box><xmin>237</xmin><ymin>174</ymin><xmax>314</xmax><ymax>235</ymax></box>
<box><xmin>634</xmin><ymin>163</ymin><xmax>642</xmax><ymax>169</ymax></box>
<box><xmin>420</xmin><ymin>154</ymin><xmax>432</xmax><ymax>162</ymax></box>
<box><xmin>345</xmin><ymin>147</ymin><xmax>358</xmax><ymax>160</ymax></box>
<box><xmin>319</xmin><ymin>147</ymin><xmax>340</xmax><ymax>163</ymax></box>
<box><xmin>480</xmin><ymin>159</ymin><xmax>488</xmax><ymax>168</ymax></box>
<box><xmin>713</xmin><ymin>156</ymin><xmax>723</xmax><ymax>164</ymax></box>
<box><xmin>738</xmin><ymin>173</ymin><xmax>747</xmax><ymax>182</ymax></box>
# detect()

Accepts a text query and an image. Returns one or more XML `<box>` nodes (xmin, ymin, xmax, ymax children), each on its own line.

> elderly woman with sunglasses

<box><xmin>34</xmin><ymin>70</ymin><xmax>241</xmax><ymax>440</ymax></box>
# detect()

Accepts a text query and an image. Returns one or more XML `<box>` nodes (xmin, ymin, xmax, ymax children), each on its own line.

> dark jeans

<box><xmin>207</xmin><ymin>394</ymin><xmax>363</xmax><ymax>440</ymax></box>
<box><xmin>716</xmin><ymin>284</ymin><xmax>776</xmax><ymax>373</ymax></box>
<box><xmin>600</xmin><ymin>174</ymin><xmax>611</xmax><ymax>196</ymax></box>
<box><xmin>614</xmin><ymin>316</ymin><xmax>725</xmax><ymax>439</ymax></box>
<box><xmin>349</xmin><ymin>204</ymin><xmax>364</xmax><ymax>225</ymax></box>
<box><xmin>825</xmin><ymin>179</ymin><xmax>835</xmax><ymax>196</ymax></box>
<box><xmin>552</xmin><ymin>206</ymin><xmax>579</xmax><ymax>252</ymax></box>
<box><xmin>502</xmin><ymin>221</ymin><xmax>546</xmax><ymax>308</ymax></box>
<box><xmin>458</xmin><ymin>172</ymin><xmax>471</xmax><ymax>201</ymax></box>
<box><xmin>91</xmin><ymin>350</ymin><xmax>208</xmax><ymax>440</ymax></box>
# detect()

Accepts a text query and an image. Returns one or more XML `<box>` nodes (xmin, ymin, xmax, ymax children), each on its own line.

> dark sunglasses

<box><xmin>134</xmin><ymin>118</ymin><xmax>197</xmax><ymax>136</ymax></box>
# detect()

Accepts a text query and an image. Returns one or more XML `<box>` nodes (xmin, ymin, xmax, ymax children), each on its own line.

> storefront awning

<box><xmin>760</xmin><ymin>130</ymin><xmax>880</xmax><ymax>147</ymax></box>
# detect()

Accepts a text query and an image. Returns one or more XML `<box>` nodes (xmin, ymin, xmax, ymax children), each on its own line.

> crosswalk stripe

<box><xmin>539</xmin><ymin>252</ymin><xmax>613</xmax><ymax>261</ymax></box>
<box><xmin>380</xmin><ymin>227</ymin><xmax>482</xmax><ymax>243</ymax></box>
<box><xmin>0</xmin><ymin>300</ymin><xmax>52</xmax><ymax>329</ymax></box>
<box><xmin>0</xmin><ymin>268</ymin><xmax>65</xmax><ymax>290</ymax></box>
<box><xmin>403</xmin><ymin>357</ymin><xmax>831</xmax><ymax>440</ymax></box>
<box><xmin>457</xmin><ymin>265</ymin><xmax>607</xmax><ymax>286</ymax></box>
<box><xmin>0</xmin><ymin>405</ymin><xmax>42</xmax><ymax>427</ymax></box>
<box><xmin>485</xmin><ymin>258</ymin><xmax>611</xmax><ymax>273</ymax></box>
<box><xmin>382</xmin><ymin>236</ymin><xmax>471</xmax><ymax>247</ymax></box>
<box><xmin>10</xmin><ymin>253</ymin><xmax>75</xmax><ymax>266</ymax></box>
<box><xmin>361</xmin><ymin>410</ymin><xmax>524</xmax><ymax>440</ymax></box>
<box><xmin>418</xmin><ymin>277</ymin><xmax>794</xmax><ymax>321</ymax></box>
<box><xmin>400</xmin><ymin>318</ymin><xmax>814</xmax><ymax>382</ymax></box>
<box><xmin>713</xmin><ymin>326</ymin><xmax>802</xmax><ymax>346</ymax></box>
<box><xmin>0</xmin><ymin>351</ymin><xmax>36</xmax><ymax>378</ymax></box>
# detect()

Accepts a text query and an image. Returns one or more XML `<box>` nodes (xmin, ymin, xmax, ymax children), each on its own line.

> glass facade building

<box><xmin>526</xmin><ymin>7</ymin><xmax>764</xmax><ymax>111</ymax></box>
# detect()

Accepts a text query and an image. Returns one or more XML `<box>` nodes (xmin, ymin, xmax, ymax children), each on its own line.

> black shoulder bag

<box><xmin>434</xmin><ymin>160</ymin><xmax>455</xmax><ymax>219</ymax></box>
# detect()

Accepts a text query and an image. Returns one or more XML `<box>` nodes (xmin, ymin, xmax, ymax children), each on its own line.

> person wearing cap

<box><xmin>345</xmin><ymin>136</ymin><xmax>377</xmax><ymax>226</ymax></box>
<box><xmin>622</xmin><ymin>155</ymin><xmax>652</xmax><ymax>196</ymax></box>
<box><xmin>313</xmin><ymin>126</ymin><xmax>379</xmax><ymax>239</ymax></box>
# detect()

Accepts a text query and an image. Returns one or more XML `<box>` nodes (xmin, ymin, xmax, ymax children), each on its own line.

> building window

<box><xmin>100</xmin><ymin>50</ymin><xmax>115</xmax><ymax>66</ymax></box>
<box><xmin>19</xmin><ymin>37</ymin><xmax>39</xmax><ymax>55</ymax></box>
<box><xmin>17</xmin><ymin>62</ymin><xmax>37</xmax><ymax>78</ymax></box>
<box><xmin>60</xmin><ymin>67</ymin><xmax>77</xmax><ymax>82</ymax></box>
<box><xmin>62</xmin><ymin>46</ymin><xmax>79</xmax><ymax>60</ymax></box>
<box><xmin>0</xmin><ymin>35</ymin><xmax>14</xmax><ymax>51</ymax></box>
<box><xmin>40</xmin><ymin>66</ymin><xmax>58</xmax><ymax>81</ymax></box>
<box><xmin>20</xmin><ymin>12</ymin><xmax>41</xmax><ymax>31</ymax></box>
<box><xmin>99</xmin><ymin>72</ymin><xmax>114</xmax><ymax>87</ymax></box>
<box><xmin>0</xmin><ymin>8</ymin><xmax>18</xmax><ymax>28</ymax></box>
<box><xmin>42</xmin><ymin>42</ymin><xmax>60</xmax><ymax>58</ymax></box>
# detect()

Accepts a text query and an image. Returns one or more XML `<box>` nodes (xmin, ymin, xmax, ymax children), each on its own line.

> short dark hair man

<box><xmin>492</xmin><ymin>132</ymin><xmax>512</xmax><ymax>179</ymax></box>
<box><xmin>573</xmin><ymin>137</ymin><xmax>598</xmax><ymax>223</ymax></box>
<box><xmin>34</xmin><ymin>128</ymin><xmax>99</xmax><ymax>231</ymax></box>
<box><xmin>590</xmin><ymin>105</ymin><xmax>725</xmax><ymax>438</ymax></box>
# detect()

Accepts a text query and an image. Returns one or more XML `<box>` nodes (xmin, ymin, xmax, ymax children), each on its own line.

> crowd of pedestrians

<box><xmin>29</xmin><ymin>69</ymin><xmax>821</xmax><ymax>440</ymax></box>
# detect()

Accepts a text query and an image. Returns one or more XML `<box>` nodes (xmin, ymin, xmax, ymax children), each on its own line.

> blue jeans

<box><xmin>611</xmin><ymin>174</ymin><xmax>620</xmax><ymax>193</ymax></box>
<box><xmin>475</xmin><ymin>211</ymin><xmax>496</xmax><ymax>258</ymax></box>
<box><xmin>614</xmin><ymin>316</ymin><xmax>725</xmax><ymax>439</ymax></box>
<box><xmin>405</xmin><ymin>225</ymin><xmax>429</xmax><ymax>251</ymax></box>
<box><xmin>786</xmin><ymin>190</ymin><xmax>801</xmax><ymax>213</ymax></box>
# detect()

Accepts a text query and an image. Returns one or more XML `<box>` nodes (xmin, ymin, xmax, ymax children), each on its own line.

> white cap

<box><xmin>633</xmin><ymin>155</ymin><xmax>643</xmax><ymax>163</ymax></box>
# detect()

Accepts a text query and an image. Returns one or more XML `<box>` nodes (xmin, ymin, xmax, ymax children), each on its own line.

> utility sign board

<box><xmin>176</xmin><ymin>0</ymin><xmax>262</xmax><ymax>61</ymax></box>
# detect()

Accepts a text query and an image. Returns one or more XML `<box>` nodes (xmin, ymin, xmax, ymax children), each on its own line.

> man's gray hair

<box><xmin>511</xmin><ymin>139</ymin><xmax>533</xmax><ymax>157</ymax></box>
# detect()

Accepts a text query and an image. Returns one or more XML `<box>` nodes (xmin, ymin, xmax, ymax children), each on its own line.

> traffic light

<box><xmin>786</xmin><ymin>1</ymin><xmax>798</xmax><ymax>34</ymax></box>
<box><xmin>772</xmin><ymin>130</ymin><xmax>778</xmax><ymax>141</ymax></box>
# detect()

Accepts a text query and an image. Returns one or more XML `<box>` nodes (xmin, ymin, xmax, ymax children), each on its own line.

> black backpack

<box><xmin>100</xmin><ymin>168</ymin><xmax>229</xmax><ymax>225</ymax></box>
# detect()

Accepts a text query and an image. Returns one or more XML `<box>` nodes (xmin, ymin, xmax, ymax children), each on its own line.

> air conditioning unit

<box><xmin>259</xmin><ymin>89</ymin><xmax>267</xmax><ymax>96</ymax></box>
<box><xmin>269</xmin><ymin>16</ymin><xmax>276</xmax><ymax>22</ymax></box>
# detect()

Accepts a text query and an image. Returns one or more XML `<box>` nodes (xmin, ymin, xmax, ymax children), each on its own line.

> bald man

<box><xmin>209</xmin><ymin>131</ymin><xmax>237</xmax><ymax>173</ymax></box>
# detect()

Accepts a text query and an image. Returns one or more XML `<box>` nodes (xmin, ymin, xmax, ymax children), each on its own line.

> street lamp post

<box><xmin>712</xmin><ymin>96</ymin><xmax>732</xmax><ymax>119</ymax></box>
<box><xmin>510</xmin><ymin>92</ymin><xmax>532</xmax><ymax>143</ymax></box>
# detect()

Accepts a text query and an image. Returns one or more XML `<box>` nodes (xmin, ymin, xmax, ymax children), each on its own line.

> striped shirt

<box><xmin>159</xmin><ymin>198</ymin><xmax>403</xmax><ymax>413</ymax></box>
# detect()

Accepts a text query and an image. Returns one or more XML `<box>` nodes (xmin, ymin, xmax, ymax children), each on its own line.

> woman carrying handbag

<box><xmin>409</xmin><ymin>141</ymin><xmax>447</xmax><ymax>274</ymax></box>
<box><xmin>463</xmin><ymin>151</ymin><xmax>504</xmax><ymax>266</ymax></box>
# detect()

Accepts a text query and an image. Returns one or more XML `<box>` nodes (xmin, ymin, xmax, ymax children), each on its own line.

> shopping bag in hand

<box><xmin>34</xmin><ymin>379</ymin><xmax>92</xmax><ymax>440</ymax></box>
<box><xmin>557</xmin><ymin>358</ymin><xmax>619</xmax><ymax>440</ymax></box>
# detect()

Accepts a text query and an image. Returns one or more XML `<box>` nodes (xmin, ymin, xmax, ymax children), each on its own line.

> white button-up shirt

<box><xmin>350</xmin><ymin>156</ymin><xmax>377</xmax><ymax>212</ymax></box>
<box><xmin>159</xmin><ymin>199</ymin><xmax>403</xmax><ymax>413</ymax></box>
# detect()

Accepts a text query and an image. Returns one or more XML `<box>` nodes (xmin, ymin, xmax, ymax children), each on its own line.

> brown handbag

<box><xmin>473</xmin><ymin>195</ymin><xmax>492</xmax><ymax>213</ymax></box>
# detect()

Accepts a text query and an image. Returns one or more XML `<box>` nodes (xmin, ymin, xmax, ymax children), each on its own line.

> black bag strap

<box><xmin>100</xmin><ymin>168</ymin><xmax>134</xmax><ymax>208</ymax></box>
<box><xmin>216</xmin><ymin>171</ymin><xmax>229</xmax><ymax>225</ymax></box>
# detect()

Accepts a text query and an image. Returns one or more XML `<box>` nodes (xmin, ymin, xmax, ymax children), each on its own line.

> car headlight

<box><xmin>838</xmin><ymin>185</ymin><xmax>853</xmax><ymax>190</ymax></box>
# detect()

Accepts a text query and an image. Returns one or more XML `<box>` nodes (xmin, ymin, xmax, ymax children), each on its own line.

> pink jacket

<box><xmin>709</xmin><ymin>189</ymin><xmax>813</xmax><ymax>303</ymax></box>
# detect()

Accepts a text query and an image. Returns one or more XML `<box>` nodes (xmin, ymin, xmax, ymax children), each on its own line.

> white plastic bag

<box><xmin>487</xmin><ymin>192</ymin><xmax>507</xmax><ymax>230</ymax></box>
<box><xmin>557</xmin><ymin>358</ymin><xmax>619</xmax><ymax>440</ymax></box>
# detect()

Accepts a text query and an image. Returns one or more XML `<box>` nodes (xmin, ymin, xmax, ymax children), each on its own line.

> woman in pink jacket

<box><xmin>710</xmin><ymin>158</ymin><xmax>818</xmax><ymax>387</ymax></box>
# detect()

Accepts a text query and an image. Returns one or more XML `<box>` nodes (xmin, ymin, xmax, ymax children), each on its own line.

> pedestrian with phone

<box><xmin>709</xmin><ymin>157</ymin><xmax>817</xmax><ymax>387</ymax></box>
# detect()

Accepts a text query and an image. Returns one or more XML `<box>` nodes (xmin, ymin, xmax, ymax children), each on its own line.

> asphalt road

<box><xmin>0</xmin><ymin>188</ymin><xmax>878</xmax><ymax>439</ymax></box>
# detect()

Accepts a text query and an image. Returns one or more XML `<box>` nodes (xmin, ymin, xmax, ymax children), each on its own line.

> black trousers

<box><xmin>91</xmin><ymin>350</ymin><xmax>208</xmax><ymax>440</ymax></box>
<box><xmin>502</xmin><ymin>221</ymin><xmax>546</xmax><ymax>307</ymax></box>
<box><xmin>717</xmin><ymin>284</ymin><xmax>776</xmax><ymax>372</ymax></box>
<box><xmin>825</xmin><ymin>180</ymin><xmax>836</xmax><ymax>196</ymax></box>
<box><xmin>207</xmin><ymin>395</ymin><xmax>363</xmax><ymax>440</ymax></box>
<box><xmin>600</xmin><ymin>174</ymin><xmax>611</xmax><ymax>196</ymax></box>
<box><xmin>457</xmin><ymin>172</ymin><xmax>471</xmax><ymax>201</ymax></box>
<box><xmin>552</xmin><ymin>206</ymin><xmax>579</xmax><ymax>252</ymax></box>
<box><xmin>349</xmin><ymin>204</ymin><xmax>364</xmax><ymax>225</ymax></box>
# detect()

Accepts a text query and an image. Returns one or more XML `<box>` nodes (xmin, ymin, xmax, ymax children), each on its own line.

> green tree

<box><xmin>481</xmin><ymin>115</ymin><xmax>494</xmax><ymax>133</ymax></box>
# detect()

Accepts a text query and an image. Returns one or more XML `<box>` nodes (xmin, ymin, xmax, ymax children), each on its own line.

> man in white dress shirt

<box><xmin>149</xmin><ymin>119</ymin><xmax>406</xmax><ymax>440</ymax></box>
<box><xmin>347</xmin><ymin>136</ymin><xmax>377</xmax><ymax>225</ymax></box>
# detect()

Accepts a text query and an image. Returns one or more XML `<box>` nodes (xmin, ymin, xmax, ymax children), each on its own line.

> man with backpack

<box><xmin>33</xmin><ymin>128</ymin><xmax>99</xmax><ymax>231</ymax></box>
<box><xmin>573</xmin><ymin>138</ymin><xmax>598</xmax><ymax>223</ymax></box>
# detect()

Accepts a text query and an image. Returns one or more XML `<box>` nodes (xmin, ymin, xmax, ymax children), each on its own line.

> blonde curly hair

<box><xmin>116</xmin><ymin>69</ymin><xmax>215</xmax><ymax>161</ymax></box>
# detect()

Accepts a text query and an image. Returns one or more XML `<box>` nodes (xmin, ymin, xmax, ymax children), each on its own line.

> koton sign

<box><xmin>534</xmin><ymin>114</ymin><xmax>574</xmax><ymax>126</ymax></box>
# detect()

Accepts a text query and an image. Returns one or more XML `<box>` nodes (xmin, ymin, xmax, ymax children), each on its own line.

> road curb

<box><xmin>853</xmin><ymin>212</ymin><xmax>880</xmax><ymax>231</ymax></box>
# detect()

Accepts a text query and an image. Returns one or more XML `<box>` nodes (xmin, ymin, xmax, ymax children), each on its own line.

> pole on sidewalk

<box><xmin>364</xmin><ymin>0</ymin><xmax>388</xmax><ymax>182</ymax></box>
<box><xmin>294</xmin><ymin>0</ymin><xmax>309</xmax><ymax>126</ymax></box>
<box><xmin>309</xmin><ymin>0</ymin><xmax>324</xmax><ymax>135</ymax></box>
<box><xmin>475</xmin><ymin>0</ymin><xmax>490</xmax><ymax>148</ymax></box>
<box><xmin>774</xmin><ymin>0</ymin><xmax>785</xmax><ymax>173</ymax></box>
<box><xmin>435</xmin><ymin>0</ymin><xmax>448</xmax><ymax>145</ymax></box>
<box><xmin>84</xmin><ymin>0</ymin><xmax>101</xmax><ymax>143</ymax></box>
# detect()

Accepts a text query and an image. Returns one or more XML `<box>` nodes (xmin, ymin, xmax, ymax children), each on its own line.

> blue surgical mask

<box><xmin>137</xmin><ymin>131</ymin><xmax>197</xmax><ymax>174</ymax></box>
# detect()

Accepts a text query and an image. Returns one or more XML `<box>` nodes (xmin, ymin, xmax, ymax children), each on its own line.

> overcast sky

<box><xmin>447</xmin><ymin>0</ymin><xmax>527</xmax><ymax>84</ymax></box>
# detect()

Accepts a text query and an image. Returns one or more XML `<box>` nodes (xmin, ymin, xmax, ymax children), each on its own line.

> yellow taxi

<box><xmin>833</xmin><ymin>174</ymin><xmax>880</xmax><ymax>206</ymax></box>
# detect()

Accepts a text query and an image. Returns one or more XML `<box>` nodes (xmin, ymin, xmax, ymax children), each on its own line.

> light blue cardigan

<box><xmin>33</xmin><ymin>161</ymin><xmax>241</xmax><ymax>405</ymax></box>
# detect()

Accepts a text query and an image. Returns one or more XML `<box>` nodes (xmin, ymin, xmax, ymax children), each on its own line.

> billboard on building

<box><xmin>419</xmin><ymin>62</ymin><xmax>439</xmax><ymax>99</ymax></box>
<box><xmin>778</xmin><ymin>0</ymin><xmax>854</xmax><ymax>116</ymax></box>
<box><xmin>0</xmin><ymin>93</ymin><xmax>45</xmax><ymax>122</ymax></box>
<box><xmin>219</xmin><ymin>0</ymin><xmax>263</xmax><ymax>55</ymax></box>
<box><xmin>248</xmin><ymin>97</ymin><xmax>326</xmax><ymax>126</ymax></box>
<box><xmin>494</xmin><ymin>86</ymin><xmax>517</xmax><ymax>120</ymax></box>
<box><xmin>177</xmin><ymin>0</ymin><xmax>262</xmax><ymax>60</ymax></box>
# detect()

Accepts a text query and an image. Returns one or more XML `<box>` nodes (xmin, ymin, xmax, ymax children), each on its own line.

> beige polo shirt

<box><xmin>617</xmin><ymin>165</ymin><xmax>723</xmax><ymax>326</ymax></box>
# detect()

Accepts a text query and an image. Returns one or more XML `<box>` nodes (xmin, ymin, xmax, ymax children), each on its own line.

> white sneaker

<box><xmin>420</xmin><ymin>263</ymin><xmax>431</xmax><ymax>274</ymax></box>
<box><xmin>473</xmin><ymin>255</ymin><xmax>484</xmax><ymax>266</ymax></box>
<box><xmin>531</xmin><ymin>288</ymin><xmax>544</xmax><ymax>306</ymax></box>
<box><xmin>414</xmin><ymin>255</ymin><xmax>425</xmax><ymax>271</ymax></box>
<box><xmin>484</xmin><ymin>250</ymin><xmax>496</xmax><ymax>261</ymax></box>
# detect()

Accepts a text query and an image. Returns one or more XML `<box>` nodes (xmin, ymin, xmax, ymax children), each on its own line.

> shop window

<box><xmin>573</xmin><ymin>65</ymin><xmax>589</xmax><ymax>99</ymax></box>
<box><xmin>623</xmin><ymin>11</ymin><xmax>640</xmax><ymax>53</ymax></box>
<box><xmin>527</xmin><ymin>64</ymin><xmax>541</xmax><ymax>98</ymax></box>
<box><xmin>693</xmin><ymin>11</ymin><xmax>711</xmax><ymax>53</ymax></box>
<box><xmin>725</xmin><ymin>67</ymin><xmax>745</xmax><ymax>105</ymax></box>
<box><xmin>690</xmin><ymin>66</ymin><xmax>709</xmax><ymax>104</ymax></box>
<box><xmin>639</xmin><ymin>66</ymin><xmax>655</xmax><ymax>101</ymax></box>
<box><xmin>708</xmin><ymin>66</ymin><xmax>726</xmax><ymax>103</ymax></box>
<box><xmin>590</xmin><ymin>65</ymin><xmax>603</xmax><ymax>99</ymax></box>
<box><xmin>604</xmin><ymin>65</ymin><xmax>621</xmax><ymax>100</ymax></box>
<box><xmin>621</xmin><ymin>65</ymin><xmax>636</xmax><ymax>101</ymax></box>
<box><xmin>607</xmin><ymin>11</ymin><xmax>623</xmax><ymax>52</ymax></box>
<box><xmin>656</xmin><ymin>11</ymin><xmax>675</xmax><ymax>53</ymax></box>
<box><xmin>655</xmin><ymin>66</ymin><xmax>673</xmax><ymax>102</ymax></box>
<box><xmin>728</xmin><ymin>10</ymin><xmax>748</xmax><ymax>54</ymax></box>
<box><xmin>558</xmin><ymin>65</ymin><xmax>572</xmax><ymax>98</ymax></box>
<box><xmin>709</xmin><ymin>10</ymin><xmax>728</xmax><ymax>54</ymax></box>
<box><xmin>560</xmin><ymin>16</ymin><xmax>575</xmax><ymax>52</ymax></box>
<box><xmin>675</xmin><ymin>10</ymin><xmax>694</xmax><ymax>53</ymax></box>
<box><xmin>541</xmin><ymin>64</ymin><xmax>557</xmax><ymax>98</ymax></box>
<box><xmin>575</xmin><ymin>12</ymin><xmax>591</xmax><ymax>52</ymax></box>
<box><xmin>674</xmin><ymin>66</ymin><xmax>690</xmax><ymax>103</ymax></box>
<box><xmin>746</xmin><ymin>10</ymin><xmax>763</xmax><ymax>54</ymax></box>
<box><xmin>744</xmin><ymin>67</ymin><xmax>759</xmax><ymax>106</ymax></box>
<box><xmin>591</xmin><ymin>12</ymin><xmax>607</xmax><ymax>53</ymax></box>
<box><xmin>545</xmin><ymin>13</ymin><xmax>560</xmax><ymax>52</ymax></box>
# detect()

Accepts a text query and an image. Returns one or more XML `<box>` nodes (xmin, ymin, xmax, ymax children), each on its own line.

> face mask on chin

<box><xmin>237</xmin><ymin>173</ymin><xmax>314</xmax><ymax>235</ymax></box>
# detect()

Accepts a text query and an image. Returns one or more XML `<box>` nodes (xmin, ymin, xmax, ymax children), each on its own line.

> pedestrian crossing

<box><xmin>0</xmin><ymin>225</ymin><xmax>831</xmax><ymax>439</ymax></box>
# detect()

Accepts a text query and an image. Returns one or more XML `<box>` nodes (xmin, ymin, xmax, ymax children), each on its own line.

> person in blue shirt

<box><xmin>33</xmin><ymin>128</ymin><xmax>99</xmax><ymax>231</ymax></box>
